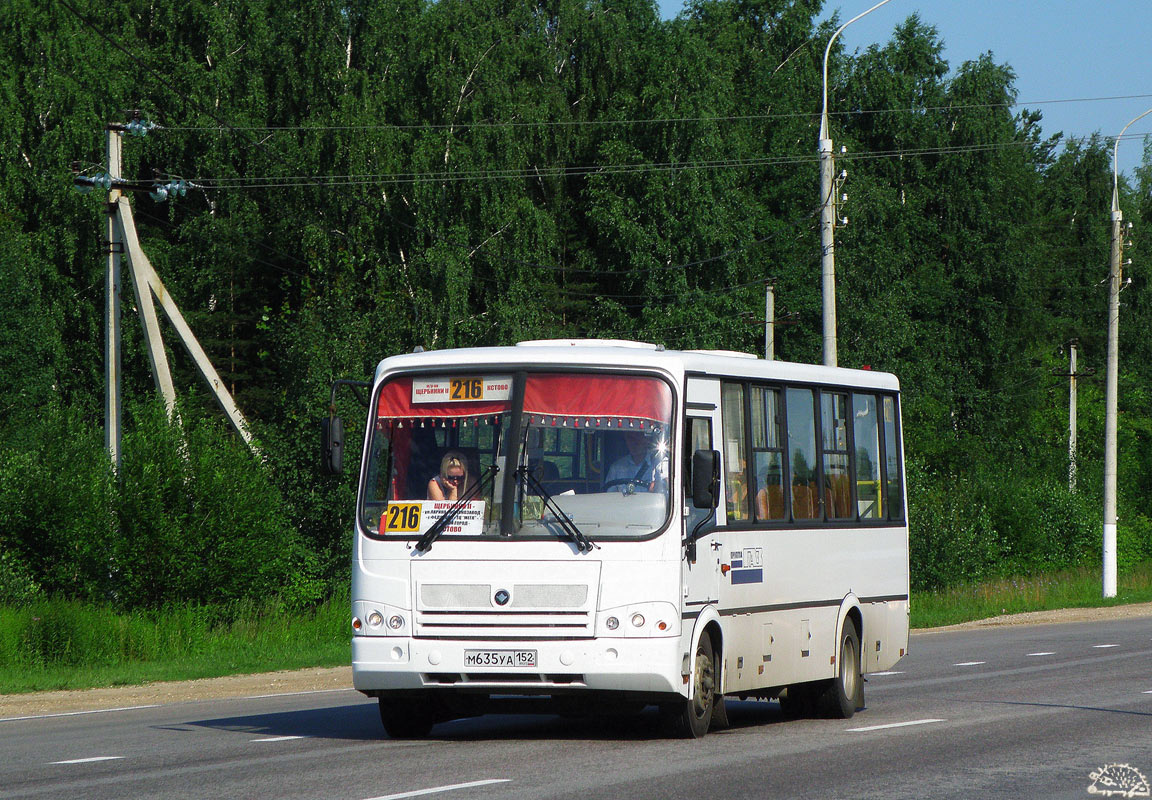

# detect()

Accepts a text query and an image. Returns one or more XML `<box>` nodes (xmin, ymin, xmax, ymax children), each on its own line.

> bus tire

<box><xmin>662</xmin><ymin>633</ymin><xmax>716</xmax><ymax>738</ymax></box>
<box><xmin>818</xmin><ymin>618</ymin><xmax>862</xmax><ymax>719</ymax></box>
<box><xmin>378</xmin><ymin>696</ymin><xmax>436</xmax><ymax>739</ymax></box>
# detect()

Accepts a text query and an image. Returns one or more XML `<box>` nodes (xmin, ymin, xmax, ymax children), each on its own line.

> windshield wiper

<box><xmin>413</xmin><ymin>464</ymin><xmax>499</xmax><ymax>553</ymax></box>
<box><xmin>516</xmin><ymin>467</ymin><xmax>598</xmax><ymax>554</ymax></box>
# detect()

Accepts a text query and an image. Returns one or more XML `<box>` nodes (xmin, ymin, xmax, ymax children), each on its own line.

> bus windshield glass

<box><xmin>360</xmin><ymin>372</ymin><xmax>674</xmax><ymax>541</ymax></box>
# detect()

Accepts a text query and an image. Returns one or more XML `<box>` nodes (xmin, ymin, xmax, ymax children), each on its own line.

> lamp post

<box><xmin>1103</xmin><ymin>107</ymin><xmax>1151</xmax><ymax>598</ymax></box>
<box><xmin>819</xmin><ymin>0</ymin><xmax>894</xmax><ymax>367</ymax></box>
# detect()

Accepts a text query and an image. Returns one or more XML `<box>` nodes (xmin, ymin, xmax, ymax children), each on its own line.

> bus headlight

<box><xmin>606</xmin><ymin>616</ymin><xmax>620</xmax><ymax>630</ymax></box>
<box><xmin>367</xmin><ymin>611</ymin><xmax>384</xmax><ymax>628</ymax></box>
<box><xmin>631</xmin><ymin>613</ymin><xmax>645</xmax><ymax>628</ymax></box>
<box><xmin>388</xmin><ymin>614</ymin><xmax>405</xmax><ymax>630</ymax></box>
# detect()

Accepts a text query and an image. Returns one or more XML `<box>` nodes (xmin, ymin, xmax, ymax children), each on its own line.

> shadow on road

<box><xmin>183</xmin><ymin>697</ymin><xmax>794</xmax><ymax>742</ymax></box>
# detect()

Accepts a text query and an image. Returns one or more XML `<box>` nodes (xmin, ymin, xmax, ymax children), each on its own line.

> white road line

<box><xmin>954</xmin><ymin>661</ymin><xmax>986</xmax><ymax>667</ymax></box>
<box><xmin>242</xmin><ymin>688</ymin><xmax>356</xmax><ymax>700</ymax></box>
<box><xmin>1093</xmin><ymin>644</ymin><xmax>1119</xmax><ymax>649</ymax></box>
<box><xmin>1143</xmin><ymin>690</ymin><xmax>1152</xmax><ymax>695</ymax></box>
<box><xmin>1026</xmin><ymin>652</ymin><xmax>1055</xmax><ymax>657</ymax></box>
<box><xmin>0</xmin><ymin>705</ymin><xmax>161</xmax><ymax>723</ymax></box>
<box><xmin>50</xmin><ymin>756</ymin><xmax>124</xmax><ymax>765</ymax></box>
<box><xmin>249</xmin><ymin>735</ymin><xmax>307</xmax><ymax>743</ymax></box>
<box><xmin>847</xmin><ymin>718</ymin><xmax>946</xmax><ymax>733</ymax></box>
<box><xmin>869</xmin><ymin>671</ymin><xmax>904</xmax><ymax>676</ymax></box>
<box><xmin>364</xmin><ymin>779</ymin><xmax>511</xmax><ymax>800</ymax></box>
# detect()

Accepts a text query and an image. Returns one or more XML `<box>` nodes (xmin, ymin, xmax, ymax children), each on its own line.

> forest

<box><xmin>2</xmin><ymin>0</ymin><xmax>1151</xmax><ymax>611</ymax></box>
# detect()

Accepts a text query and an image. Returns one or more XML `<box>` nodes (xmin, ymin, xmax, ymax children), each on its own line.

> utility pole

<box><xmin>80</xmin><ymin>117</ymin><xmax>258</xmax><ymax>463</ymax></box>
<box><xmin>818</xmin><ymin>0</ymin><xmax>894</xmax><ymax>368</ymax></box>
<box><xmin>765</xmin><ymin>283</ymin><xmax>775</xmax><ymax>360</ymax></box>
<box><xmin>104</xmin><ymin>129</ymin><xmax>123</xmax><ymax>469</ymax></box>
<box><xmin>1068</xmin><ymin>340</ymin><xmax>1078</xmax><ymax>493</ymax></box>
<box><xmin>1104</xmin><ymin>201</ymin><xmax>1121</xmax><ymax>599</ymax></box>
<box><xmin>1102</xmin><ymin>106</ymin><xmax>1151</xmax><ymax>599</ymax></box>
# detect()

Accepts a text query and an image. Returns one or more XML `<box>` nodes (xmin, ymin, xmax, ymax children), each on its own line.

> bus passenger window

<box><xmin>786</xmin><ymin>388</ymin><xmax>819</xmax><ymax>520</ymax></box>
<box><xmin>853</xmin><ymin>394</ymin><xmax>882</xmax><ymax>519</ymax></box>
<box><xmin>821</xmin><ymin>392</ymin><xmax>852</xmax><ymax>520</ymax></box>
<box><xmin>721</xmin><ymin>383</ymin><xmax>749</xmax><ymax>522</ymax></box>
<box><xmin>883</xmin><ymin>396</ymin><xmax>904</xmax><ymax>520</ymax></box>
<box><xmin>751</xmin><ymin>386</ymin><xmax>786</xmax><ymax>521</ymax></box>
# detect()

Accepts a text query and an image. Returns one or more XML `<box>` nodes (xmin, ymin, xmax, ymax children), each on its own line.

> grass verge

<box><xmin>0</xmin><ymin>592</ymin><xmax>350</xmax><ymax>694</ymax></box>
<box><xmin>911</xmin><ymin>560</ymin><xmax>1152</xmax><ymax>628</ymax></box>
<box><xmin>5</xmin><ymin>563</ymin><xmax>1152</xmax><ymax>694</ymax></box>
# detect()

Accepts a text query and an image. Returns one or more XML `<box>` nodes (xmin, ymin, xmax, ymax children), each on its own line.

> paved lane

<box><xmin>1</xmin><ymin>617</ymin><xmax>1149</xmax><ymax>800</ymax></box>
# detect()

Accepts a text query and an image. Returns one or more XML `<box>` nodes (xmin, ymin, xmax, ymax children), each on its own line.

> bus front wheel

<box><xmin>662</xmin><ymin>633</ymin><xmax>716</xmax><ymax>738</ymax></box>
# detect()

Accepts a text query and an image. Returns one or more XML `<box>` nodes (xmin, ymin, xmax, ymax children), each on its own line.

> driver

<box><xmin>604</xmin><ymin>430</ymin><xmax>665</xmax><ymax>493</ymax></box>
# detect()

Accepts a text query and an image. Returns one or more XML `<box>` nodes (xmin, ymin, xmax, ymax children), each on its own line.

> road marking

<box><xmin>364</xmin><ymin>779</ymin><xmax>511</xmax><ymax>800</ymax></box>
<box><xmin>249</xmin><ymin>735</ymin><xmax>307</xmax><ymax>743</ymax></box>
<box><xmin>847</xmin><ymin>718</ymin><xmax>945</xmax><ymax>733</ymax></box>
<box><xmin>0</xmin><ymin>705</ymin><xmax>161</xmax><ymax>723</ymax></box>
<box><xmin>1093</xmin><ymin>644</ymin><xmax>1119</xmax><ymax>649</ymax></box>
<box><xmin>50</xmin><ymin>756</ymin><xmax>124</xmax><ymax>765</ymax></box>
<box><xmin>242</xmin><ymin>688</ymin><xmax>356</xmax><ymax>700</ymax></box>
<box><xmin>1143</xmin><ymin>690</ymin><xmax>1152</xmax><ymax>695</ymax></box>
<box><xmin>869</xmin><ymin>671</ymin><xmax>904</xmax><ymax>676</ymax></box>
<box><xmin>954</xmin><ymin>661</ymin><xmax>986</xmax><ymax>667</ymax></box>
<box><xmin>1026</xmin><ymin>652</ymin><xmax>1055</xmax><ymax>657</ymax></box>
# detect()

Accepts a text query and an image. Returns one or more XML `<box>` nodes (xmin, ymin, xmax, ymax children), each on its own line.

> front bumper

<box><xmin>352</xmin><ymin>635</ymin><xmax>685</xmax><ymax>696</ymax></box>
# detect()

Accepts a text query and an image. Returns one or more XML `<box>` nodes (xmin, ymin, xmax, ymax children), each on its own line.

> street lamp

<box><xmin>1103</xmin><ymin>107</ymin><xmax>1152</xmax><ymax>598</ymax></box>
<box><xmin>819</xmin><ymin>0</ymin><xmax>894</xmax><ymax>367</ymax></box>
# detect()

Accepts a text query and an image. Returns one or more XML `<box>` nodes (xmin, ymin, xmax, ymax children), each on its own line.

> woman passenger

<box><xmin>428</xmin><ymin>451</ymin><xmax>474</xmax><ymax>501</ymax></box>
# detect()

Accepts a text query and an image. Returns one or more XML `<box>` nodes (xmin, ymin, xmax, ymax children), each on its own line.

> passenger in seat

<box><xmin>428</xmin><ymin>451</ymin><xmax>474</xmax><ymax>501</ymax></box>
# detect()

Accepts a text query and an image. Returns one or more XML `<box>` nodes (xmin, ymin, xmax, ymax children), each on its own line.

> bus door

<box><xmin>682</xmin><ymin>378</ymin><xmax>722</xmax><ymax>608</ymax></box>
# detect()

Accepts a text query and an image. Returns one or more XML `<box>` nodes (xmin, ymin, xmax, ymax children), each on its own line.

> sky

<box><xmin>657</xmin><ymin>0</ymin><xmax>1152</xmax><ymax>178</ymax></box>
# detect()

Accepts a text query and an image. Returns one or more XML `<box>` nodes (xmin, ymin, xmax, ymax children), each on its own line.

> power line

<box><xmin>160</xmin><ymin>92</ymin><xmax>1152</xmax><ymax>134</ymax></box>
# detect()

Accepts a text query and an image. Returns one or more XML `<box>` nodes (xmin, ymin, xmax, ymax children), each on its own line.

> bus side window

<box><xmin>853</xmin><ymin>394</ymin><xmax>882</xmax><ymax>519</ymax></box>
<box><xmin>786</xmin><ymin>388</ymin><xmax>819</xmax><ymax>520</ymax></box>
<box><xmin>821</xmin><ymin>392</ymin><xmax>852</xmax><ymax>520</ymax></box>
<box><xmin>721</xmin><ymin>383</ymin><xmax>749</xmax><ymax>522</ymax></box>
<box><xmin>882</xmin><ymin>396</ymin><xmax>904</xmax><ymax>520</ymax></box>
<box><xmin>751</xmin><ymin>385</ymin><xmax>786</xmax><ymax>521</ymax></box>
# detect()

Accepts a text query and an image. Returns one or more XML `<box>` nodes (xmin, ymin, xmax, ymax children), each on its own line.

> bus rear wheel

<box><xmin>818</xmin><ymin>618</ymin><xmax>863</xmax><ymax>719</ymax></box>
<box><xmin>378</xmin><ymin>695</ymin><xmax>437</xmax><ymax>739</ymax></box>
<box><xmin>662</xmin><ymin>633</ymin><xmax>716</xmax><ymax>738</ymax></box>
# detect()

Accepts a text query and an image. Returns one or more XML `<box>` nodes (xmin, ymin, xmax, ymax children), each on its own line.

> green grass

<box><xmin>4</xmin><ymin>564</ymin><xmax>1152</xmax><ymax>695</ymax></box>
<box><xmin>911</xmin><ymin>560</ymin><xmax>1152</xmax><ymax>628</ymax></box>
<box><xmin>0</xmin><ymin>592</ymin><xmax>350</xmax><ymax>694</ymax></box>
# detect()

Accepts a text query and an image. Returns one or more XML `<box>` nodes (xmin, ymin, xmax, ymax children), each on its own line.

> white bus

<box><xmin>340</xmin><ymin>339</ymin><xmax>908</xmax><ymax>738</ymax></box>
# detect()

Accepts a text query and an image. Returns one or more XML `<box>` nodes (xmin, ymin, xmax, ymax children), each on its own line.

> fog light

<box><xmin>387</xmin><ymin>614</ymin><xmax>404</xmax><ymax>630</ymax></box>
<box><xmin>367</xmin><ymin>611</ymin><xmax>384</xmax><ymax>628</ymax></box>
<box><xmin>606</xmin><ymin>616</ymin><xmax>619</xmax><ymax>630</ymax></box>
<box><xmin>352</xmin><ymin>617</ymin><xmax>362</xmax><ymax>631</ymax></box>
<box><xmin>631</xmin><ymin>613</ymin><xmax>645</xmax><ymax>628</ymax></box>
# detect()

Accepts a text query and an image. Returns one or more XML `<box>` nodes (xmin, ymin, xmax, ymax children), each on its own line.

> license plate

<box><xmin>463</xmin><ymin>649</ymin><xmax>537</xmax><ymax>668</ymax></box>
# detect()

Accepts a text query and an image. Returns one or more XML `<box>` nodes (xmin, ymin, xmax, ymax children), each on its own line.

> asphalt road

<box><xmin>2</xmin><ymin>617</ymin><xmax>1150</xmax><ymax>800</ymax></box>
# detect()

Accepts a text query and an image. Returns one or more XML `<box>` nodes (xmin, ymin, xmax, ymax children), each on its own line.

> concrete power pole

<box><xmin>104</xmin><ymin>129</ymin><xmax>123</xmax><ymax>469</ymax></box>
<box><xmin>89</xmin><ymin>120</ymin><xmax>258</xmax><ymax>464</ymax></box>
<box><xmin>1068</xmin><ymin>341</ymin><xmax>1078</xmax><ymax>493</ymax></box>
<box><xmin>765</xmin><ymin>283</ymin><xmax>775</xmax><ymax>361</ymax></box>
<box><xmin>818</xmin><ymin>0</ymin><xmax>894</xmax><ymax>368</ymax></box>
<box><xmin>1102</xmin><ymin>107</ymin><xmax>1151</xmax><ymax>599</ymax></box>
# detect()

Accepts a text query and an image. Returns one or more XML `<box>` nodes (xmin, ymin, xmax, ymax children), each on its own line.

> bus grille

<box><xmin>415</xmin><ymin>583</ymin><xmax>593</xmax><ymax>639</ymax></box>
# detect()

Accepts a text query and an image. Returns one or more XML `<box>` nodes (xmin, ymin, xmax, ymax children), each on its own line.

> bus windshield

<box><xmin>360</xmin><ymin>372</ymin><xmax>674</xmax><ymax>541</ymax></box>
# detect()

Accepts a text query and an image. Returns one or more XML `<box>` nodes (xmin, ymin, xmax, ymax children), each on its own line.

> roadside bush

<box><xmin>111</xmin><ymin>401</ymin><xmax>323</xmax><ymax>609</ymax></box>
<box><xmin>1118</xmin><ymin>514</ymin><xmax>1152</xmax><ymax>572</ymax></box>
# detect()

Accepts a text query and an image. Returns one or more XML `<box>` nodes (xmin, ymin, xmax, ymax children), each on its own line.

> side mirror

<box><xmin>321</xmin><ymin>416</ymin><xmax>344</xmax><ymax>475</ymax></box>
<box><xmin>691</xmin><ymin>449</ymin><xmax>720</xmax><ymax>510</ymax></box>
